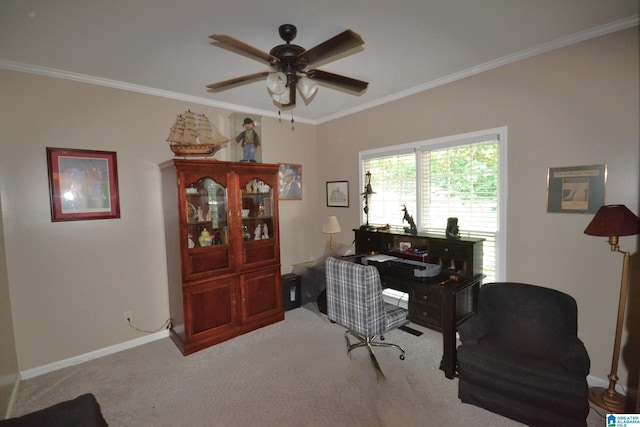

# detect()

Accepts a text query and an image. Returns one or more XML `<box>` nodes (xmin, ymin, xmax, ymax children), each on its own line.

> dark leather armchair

<box><xmin>457</xmin><ymin>282</ymin><xmax>590</xmax><ymax>427</ymax></box>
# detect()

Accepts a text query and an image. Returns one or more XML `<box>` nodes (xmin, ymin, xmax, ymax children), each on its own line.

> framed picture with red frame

<box><xmin>46</xmin><ymin>147</ymin><xmax>121</xmax><ymax>221</ymax></box>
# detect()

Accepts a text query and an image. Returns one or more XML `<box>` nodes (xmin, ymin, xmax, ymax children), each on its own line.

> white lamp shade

<box><xmin>322</xmin><ymin>215</ymin><xmax>341</xmax><ymax>234</ymax></box>
<box><xmin>266</xmin><ymin>72</ymin><xmax>287</xmax><ymax>95</ymax></box>
<box><xmin>297</xmin><ymin>76</ymin><xmax>318</xmax><ymax>100</ymax></box>
<box><xmin>270</xmin><ymin>85</ymin><xmax>290</xmax><ymax>104</ymax></box>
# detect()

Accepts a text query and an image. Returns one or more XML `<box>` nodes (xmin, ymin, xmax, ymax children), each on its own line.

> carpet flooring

<box><xmin>11</xmin><ymin>307</ymin><xmax>607</xmax><ymax>426</ymax></box>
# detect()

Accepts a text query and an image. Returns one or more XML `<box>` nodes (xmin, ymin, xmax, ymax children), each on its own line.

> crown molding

<box><xmin>0</xmin><ymin>60</ymin><xmax>316</xmax><ymax>125</ymax></box>
<box><xmin>316</xmin><ymin>16</ymin><xmax>639</xmax><ymax>124</ymax></box>
<box><xmin>2</xmin><ymin>16</ymin><xmax>636</xmax><ymax>126</ymax></box>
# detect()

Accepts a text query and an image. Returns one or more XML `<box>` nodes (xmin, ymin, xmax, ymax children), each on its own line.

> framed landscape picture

<box><xmin>47</xmin><ymin>147</ymin><xmax>121</xmax><ymax>221</ymax></box>
<box><xmin>326</xmin><ymin>181</ymin><xmax>349</xmax><ymax>207</ymax></box>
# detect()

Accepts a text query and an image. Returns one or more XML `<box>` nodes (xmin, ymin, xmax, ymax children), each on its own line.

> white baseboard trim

<box><xmin>20</xmin><ymin>329</ymin><xmax>169</xmax><ymax>380</ymax></box>
<box><xmin>4</xmin><ymin>374</ymin><xmax>20</xmax><ymax>419</ymax></box>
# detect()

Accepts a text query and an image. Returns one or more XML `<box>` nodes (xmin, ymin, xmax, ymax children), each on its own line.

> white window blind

<box><xmin>360</xmin><ymin>130</ymin><xmax>504</xmax><ymax>282</ymax></box>
<box><xmin>419</xmin><ymin>140</ymin><xmax>499</xmax><ymax>281</ymax></box>
<box><xmin>363</xmin><ymin>152</ymin><xmax>416</xmax><ymax>227</ymax></box>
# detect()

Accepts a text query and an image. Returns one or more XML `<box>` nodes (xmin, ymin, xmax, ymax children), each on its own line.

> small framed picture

<box><xmin>326</xmin><ymin>181</ymin><xmax>349</xmax><ymax>207</ymax></box>
<box><xmin>47</xmin><ymin>147</ymin><xmax>121</xmax><ymax>221</ymax></box>
<box><xmin>278</xmin><ymin>164</ymin><xmax>302</xmax><ymax>200</ymax></box>
<box><xmin>546</xmin><ymin>164</ymin><xmax>606</xmax><ymax>214</ymax></box>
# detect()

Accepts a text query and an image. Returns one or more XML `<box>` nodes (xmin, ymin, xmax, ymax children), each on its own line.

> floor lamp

<box><xmin>584</xmin><ymin>204</ymin><xmax>640</xmax><ymax>413</ymax></box>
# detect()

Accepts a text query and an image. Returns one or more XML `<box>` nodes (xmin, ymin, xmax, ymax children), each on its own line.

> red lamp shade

<box><xmin>584</xmin><ymin>204</ymin><xmax>640</xmax><ymax>237</ymax></box>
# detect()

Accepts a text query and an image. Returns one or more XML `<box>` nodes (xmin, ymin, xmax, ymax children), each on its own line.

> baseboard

<box><xmin>20</xmin><ymin>329</ymin><xmax>170</xmax><ymax>380</ymax></box>
<box><xmin>3</xmin><ymin>373</ymin><xmax>20</xmax><ymax>419</ymax></box>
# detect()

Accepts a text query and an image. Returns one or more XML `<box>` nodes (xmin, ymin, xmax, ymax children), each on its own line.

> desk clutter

<box><xmin>363</xmin><ymin>254</ymin><xmax>442</xmax><ymax>279</ymax></box>
<box><xmin>354</xmin><ymin>228</ymin><xmax>484</xmax><ymax>279</ymax></box>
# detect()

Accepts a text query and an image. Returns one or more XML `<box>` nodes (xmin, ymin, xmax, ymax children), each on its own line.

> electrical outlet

<box><xmin>123</xmin><ymin>310</ymin><xmax>132</xmax><ymax>323</ymax></box>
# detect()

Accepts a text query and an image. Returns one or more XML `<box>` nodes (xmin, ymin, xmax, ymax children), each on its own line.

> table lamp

<box><xmin>322</xmin><ymin>215</ymin><xmax>341</xmax><ymax>249</ymax></box>
<box><xmin>584</xmin><ymin>204</ymin><xmax>640</xmax><ymax>413</ymax></box>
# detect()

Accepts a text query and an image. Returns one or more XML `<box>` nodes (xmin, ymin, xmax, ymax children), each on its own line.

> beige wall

<box><xmin>0</xmin><ymin>26</ymin><xmax>638</xmax><ymax>391</ymax></box>
<box><xmin>0</xmin><ymin>196</ymin><xmax>19</xmax><ymax>416</ymax></box>
<box><xmin>0</xmin><ymin>71</ymin><xmax>319</xmax><ymax>371</ymax></box>
<box><xmin>316</xmin><ymin>27</ymin><xmax>639</xmax><ymax>388</ymax></box>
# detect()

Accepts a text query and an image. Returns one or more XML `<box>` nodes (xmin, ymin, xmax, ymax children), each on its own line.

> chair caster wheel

<box><xmin>380</xmin><ymin>335</ymin><xmax>385</xmax><ymax>341</ymax></box>
<box><xmin>400</xmin><ymin>354</ymin><xmax>405</xmax><ymax>360</ymax></box>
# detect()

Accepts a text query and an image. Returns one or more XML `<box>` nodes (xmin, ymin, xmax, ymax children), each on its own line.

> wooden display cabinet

<box><xmin>161</xmin><ymin>159</ymin><xmax>283</xmax><ymax>355</ymax></box>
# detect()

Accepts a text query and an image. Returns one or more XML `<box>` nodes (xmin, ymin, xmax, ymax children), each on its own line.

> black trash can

<box><xmin>281</xmin><ymin>273</ymin><xmax>301</xmax><ymax>311</ymax></box>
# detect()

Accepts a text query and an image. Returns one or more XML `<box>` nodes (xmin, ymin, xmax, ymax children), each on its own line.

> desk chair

<box><xmin>325</xmin><ymin>257</ymin><xmax>409</xmax><ymax>367</ymax></box>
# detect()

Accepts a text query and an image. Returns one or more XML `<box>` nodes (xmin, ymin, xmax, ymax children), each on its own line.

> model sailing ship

<box><xmin>166</xmin><ymin>110</ymin><xmax>229</xmax><ymax>157</ymax></box>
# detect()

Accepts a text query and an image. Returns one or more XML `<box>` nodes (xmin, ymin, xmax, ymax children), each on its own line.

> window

<box><xmin>360</xmin><ymin>128</ymin><xmax>506</xmax><ymax>282</ymax></box>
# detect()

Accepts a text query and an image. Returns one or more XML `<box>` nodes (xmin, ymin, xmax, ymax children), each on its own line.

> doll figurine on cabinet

<box><xmin>235</xmin><ymin>118</ymin><xmax>261</xmax><ymax>162</ymax></box>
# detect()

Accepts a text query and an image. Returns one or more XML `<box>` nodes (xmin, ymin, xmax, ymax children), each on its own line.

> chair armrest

<box><xmin>559</xmin><ymin>338</ymin><xmax>590</xmax><ymax>376</ymax></box>
<box><xmin>458</xmin><ymin>314</ymin><xmax>488</xmax><ymax>345</ymax></box>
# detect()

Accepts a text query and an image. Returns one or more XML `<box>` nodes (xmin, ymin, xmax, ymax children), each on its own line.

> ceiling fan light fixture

<box><xmin>271</xmin><ymin>87</ymin><xmax>290</xmax><ymax>105</ymax></box>
<box><xmin>297</xmin><ymin>76</ymin><xmax>318</xmax><ymax>100</ymax></box>
<box><xmin>266</xmin><ymin>72</ymin><xmax>287</xmax><ymax>95</ymax></box>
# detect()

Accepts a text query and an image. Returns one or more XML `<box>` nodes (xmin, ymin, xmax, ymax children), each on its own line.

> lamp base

<box><xmin>589</xmin><ymin>386</ymin><xmax>628</xmax><ymax>413</ymax></box>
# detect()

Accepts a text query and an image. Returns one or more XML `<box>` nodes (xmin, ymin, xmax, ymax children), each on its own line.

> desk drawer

<box><xmin>410</xmin><ymin>285</ymin><xmax>441</xmax><ymax>303</ymax></box>
<box><xmin>409</xmin><ymin>301</ymin><xmax>441</xmax><ymax>329</ymax></box>
<box><xmin>409</xmin><ymin>286</ymin><xmax>442</xmax><ymax>329</ymax></box>
<box><xmin>429</xmin><ymin>241</ymin><xmax>471</xmax><ymax>260</ymax></box>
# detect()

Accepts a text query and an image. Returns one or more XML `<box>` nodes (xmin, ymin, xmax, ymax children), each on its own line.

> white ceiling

<box><xmin>1</xmin><ymin>1</ymin><xmax>638</xmax><ymax>124</ymax></box>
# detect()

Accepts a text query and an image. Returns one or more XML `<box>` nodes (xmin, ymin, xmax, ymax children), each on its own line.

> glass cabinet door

<box><xmin>185</xmin><ymin>178</ymin><xmax>228</xmax><ymax>247</ymax></box>
<box><xmin>238</xmin><ymin>175</ymin><xmax>278</xmax><ymax>270</ymax></box>
<box><xmin>183</xmin><ymin>177</ymin><xmax>231</xmax><ymax>278</ymax></box>
<box><xmin>240</xmin><ymin>178</ymin><xmax>274</xmax><ymax>242</ymax></box>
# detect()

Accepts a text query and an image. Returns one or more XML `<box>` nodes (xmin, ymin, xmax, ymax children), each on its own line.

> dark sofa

<box><xmin>1</xmin><ymin>394</ymin><xmax>107</xmax><ymax>427</ymax></box>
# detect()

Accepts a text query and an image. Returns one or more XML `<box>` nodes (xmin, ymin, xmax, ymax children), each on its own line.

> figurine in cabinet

<box><xmin>262</xmin><ymin>223</ymin><xmax>269</xmax><ymax>239</ymax></box>
<box><xmin>254</xmin><ymin>224</ymin><xmax>262</xmax><ymax>240</ymax></box>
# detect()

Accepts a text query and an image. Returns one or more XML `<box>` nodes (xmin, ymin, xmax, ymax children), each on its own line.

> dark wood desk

<box><xmin>353</xmin><ymin>228</ymin><xmax>484</xmax><ymax>379</ymax></box>
<box><xmin>364</xmin><ymin>259</ymin><xmax>483</xmax><ymax>379</ymax></box>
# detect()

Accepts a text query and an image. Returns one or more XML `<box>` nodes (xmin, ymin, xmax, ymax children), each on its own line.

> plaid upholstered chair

<box><xmin>325</xmin><ymin>257</ymin><xmax>409</xmax><ymax>364</ymax></box>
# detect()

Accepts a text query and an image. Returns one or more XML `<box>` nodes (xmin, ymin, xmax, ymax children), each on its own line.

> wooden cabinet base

<box><xmin>170</xmin><ymin>311</ymin><xmax>284</xmax><ymax>356</ymax></box>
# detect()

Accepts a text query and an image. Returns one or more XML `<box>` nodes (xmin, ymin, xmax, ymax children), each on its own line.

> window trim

<box><xmin>359</xmin><ymin>126</ymin><xmax>507</xmax><ymax>281</ymax></box>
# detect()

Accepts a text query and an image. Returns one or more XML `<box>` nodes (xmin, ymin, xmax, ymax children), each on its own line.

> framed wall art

<box><xmin>326</xmin><ymin>181</ymin><xmax>349</xmax><ymax>207</ymax></box>
<box><xmin>278</xmin><ymin>164</ymin><xmax>302</xmax><ymax>200</ymax></box>
<box><xmin>546</xmin><ymin>164</ymin><xmax>606</xmax><ymax>214</ymax></box>
<box><xmin>47</xmin><ymin>147</ymin><xmax>121</xmax><ymax>221</ymax></box>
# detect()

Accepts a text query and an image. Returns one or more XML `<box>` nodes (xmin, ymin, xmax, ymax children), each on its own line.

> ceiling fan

<box><xmin>206</xmin><ymin>24</ymin><xmax>369</xmax><ymax>107</ymax></box>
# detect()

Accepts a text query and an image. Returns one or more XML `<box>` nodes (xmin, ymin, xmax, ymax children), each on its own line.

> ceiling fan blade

<box><xmin>299</xmin><ymin>30</ymin><xmax>364</xmax><ymax>67</ymax></box>
<box><xmin>306</xmin><ymin>69</ymin><xmax>369</xmax><ymax>92</ymax></box>
<box><xmin>206</xmin><ymin>71</ymin><xmax>270</xmax><ymax>91</ymax></box>
<box><xmin>209</xmin><ymin>34</ymin><xmax>278</xmax><ymax>65</ymax></box>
